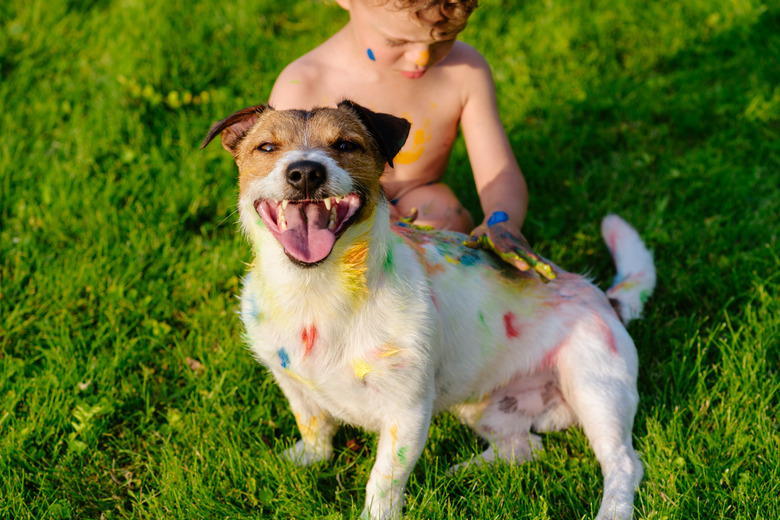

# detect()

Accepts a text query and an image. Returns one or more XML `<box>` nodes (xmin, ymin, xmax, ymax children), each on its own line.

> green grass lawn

<box><xmin>1</xmin><ymin>0</ymin><xmax>778</xmax><ymax>518</ymax></box>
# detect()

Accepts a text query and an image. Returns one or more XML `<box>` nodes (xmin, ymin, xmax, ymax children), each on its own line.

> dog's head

<box><xmin>202</xmin><ymin>101</ymin><xmax>410</xmax><ymax>266</ymax></box>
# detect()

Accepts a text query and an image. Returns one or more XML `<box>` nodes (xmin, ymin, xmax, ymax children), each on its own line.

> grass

<box><xmin>1</xmin><ymin>0</ymin><xmax>778</xmax><ymax>518</ymax></box>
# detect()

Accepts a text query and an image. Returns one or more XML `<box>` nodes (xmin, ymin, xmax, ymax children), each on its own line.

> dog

<box><xmin>201</xmin><ymin>100</ymin><xmax>656</xmax><ymax>520</ymax></box>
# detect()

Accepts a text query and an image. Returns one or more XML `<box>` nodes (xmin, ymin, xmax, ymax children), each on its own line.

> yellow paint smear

<box><xmin>352</xmin><ymin>358</ymin><xmax>372</xmax><ymax>380</ymax></box>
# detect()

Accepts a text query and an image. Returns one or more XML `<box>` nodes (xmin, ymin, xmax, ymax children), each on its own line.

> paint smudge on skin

<box><xmin>289</xmin><ymin>79</ymin><xmax>301</xmax><ymax>85</ymax></box>
<box><xmin>394</xmin><ymin>115</ymin><xmax>431</xmax><ymax>165</ymax></box>
<box><xmin>278</xmin><ymin>348</ymin><xmax>290</xmax><ymax>369</ymax></box>
<box><xmin>367</xmin><ymin>48</ymin><xmax>376</xmax><ymax>61</ymax></box>
<box><xmin>414</xmin><ymin>49</ymin><xmax>430</xmax><ymax>67</ymax></box>
<box><xmin>302</xmin><ymin>325</ymin><xmax>317</xmax><ymax>357</ymax></box>
<box><xmin>503</xmin><ymin>312</ymin><xmax>521</xmax><ymax>339</ymax></box>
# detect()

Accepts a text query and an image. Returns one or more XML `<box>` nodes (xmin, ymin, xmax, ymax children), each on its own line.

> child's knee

<box><xmin>394</xmin><ymin>184</ymin><xmax>473</xmax><ymax>233</ymax></box>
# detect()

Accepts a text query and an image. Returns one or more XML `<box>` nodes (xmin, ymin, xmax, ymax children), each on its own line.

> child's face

<box><xmin>344</xmin><ymin>1</ymin><xmax>463</xmax><ymax>79</ymax></box>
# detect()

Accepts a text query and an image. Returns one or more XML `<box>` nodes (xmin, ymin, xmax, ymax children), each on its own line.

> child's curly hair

<box><xmin>381</xmin><ymin>0</ymin><xmax>479</xmax><ymax>38</ymax></box>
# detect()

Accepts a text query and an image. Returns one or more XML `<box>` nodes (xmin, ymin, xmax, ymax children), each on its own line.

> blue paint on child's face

<box><xmin>367</xmin><ymin>48</ymin><xmax>376</xmax><ymax>61</ymax></box>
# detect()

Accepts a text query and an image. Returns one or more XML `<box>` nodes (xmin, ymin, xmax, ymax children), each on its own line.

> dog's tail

<box><xmin>601</xmin><ymin>215</ymin><xmax>656</xmax><ymax>325</ymax></box>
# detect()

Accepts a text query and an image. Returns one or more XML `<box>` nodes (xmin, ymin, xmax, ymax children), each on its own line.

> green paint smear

<box><xmin>397</xmin><ymin>446</ymin><xmax>408</xmax><ymax>465</ymax></box>
<box><xmin>478</xmin><ymin>310</ymin><xmax>487</xmax><ymax>328</ymax></box>
<box><xmin>384</xmin><ymin>244</ymin><xmax>394</xmax><ymax>273</ymax></box>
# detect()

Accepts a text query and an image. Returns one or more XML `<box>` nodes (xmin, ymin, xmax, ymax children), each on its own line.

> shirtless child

<box><xmin>269</xmin><ymin>0</ymin><xmax>554</xmax><ymax>279</ymax></box>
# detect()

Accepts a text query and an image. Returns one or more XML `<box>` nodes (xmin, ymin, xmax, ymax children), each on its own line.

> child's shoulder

<box><xmin>439</xmin><ymin>41</ymin><xmax>496</xmax><ymax>99</ymax></box>
<box><xmin>270</xmin><ymin>34</ymin><xmax>346</xmax><ymax>109</ymax></box>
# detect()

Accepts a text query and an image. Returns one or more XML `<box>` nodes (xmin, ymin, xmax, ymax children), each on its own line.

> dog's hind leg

<box><xmin>557</xmin><ymin>319</ymin><xmax>643</xmax><ymax>520</ymax></box>
<box><xmin>274</xmin><ymin>370</ymin><xmax>339</xmax><ymax>466</ymax></box>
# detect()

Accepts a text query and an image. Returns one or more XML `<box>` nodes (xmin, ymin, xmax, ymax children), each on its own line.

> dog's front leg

<box><xmin>361</xmin><ymin>404</ymin><xmax>433</xmax><ymax>520</ymax></box>
<box><xmin>273</xmin><ymin>371</ymin><xmax>338</xmax><ymax>466</ymax></box>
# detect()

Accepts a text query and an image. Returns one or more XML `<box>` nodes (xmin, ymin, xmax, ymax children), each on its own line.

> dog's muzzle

<box><xmin>255</xmin><ymin>192</ymin><xmax>362</xmax><ymax>266</ymax></box>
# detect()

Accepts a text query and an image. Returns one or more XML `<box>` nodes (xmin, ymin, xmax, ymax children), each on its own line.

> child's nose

<box><xmin>410</xmin><ymin>47</ymin><xmax>430</xmax><ymax>67</ymax></box>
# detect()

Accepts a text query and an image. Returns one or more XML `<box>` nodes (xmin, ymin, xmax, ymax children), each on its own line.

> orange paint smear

<box><xmin>302</xmin><ymin>324</ymin><xmax>317</xmax><ymax>357</ymax></box>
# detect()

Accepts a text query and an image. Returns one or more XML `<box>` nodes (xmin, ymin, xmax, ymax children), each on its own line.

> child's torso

<box><xmin>279</xmin><ymin>34</ymin><xmax>474</xmax><ymax>200</ymax></box>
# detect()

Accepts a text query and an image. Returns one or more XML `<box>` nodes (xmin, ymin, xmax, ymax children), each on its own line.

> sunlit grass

<box><xmin>1</xmin><ymin>0</ymin><xmax>778</xmax><ymax>518</ymax></box>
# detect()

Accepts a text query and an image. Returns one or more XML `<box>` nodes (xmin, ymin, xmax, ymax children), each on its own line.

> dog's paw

<box><xmin>280</xmin><ymin>439</ymin><xmax>331</xmax><ymax>466</ymax></box>
<box><xmin>360</xmin><ymin>502</ymin><xmax>403</xmax><ymax>520</ymax></box>
<box><xmin>447</xmin><ymin>434</ymin><xmax>544</xmax><ymax>475</ymax></box>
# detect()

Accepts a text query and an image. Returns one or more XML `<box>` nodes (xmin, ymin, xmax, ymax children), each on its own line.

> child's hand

<box><xmin>463</xmin><ymin>211</ymin><xmax>556</xmax><ymax>281</ymax></box>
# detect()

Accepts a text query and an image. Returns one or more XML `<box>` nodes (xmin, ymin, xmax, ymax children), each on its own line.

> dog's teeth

<box><xmin>278</xmin><ymin>204</ymin><xmax>287</xmax><ymax>231</ymax></box>
<box><xmin>334</xmin><ymin>196</ymin><xmax>342</xmax><ymax>205</ymax></box>
<box><xmin>324</xmin><ymin>198</ymin><xmax>332</xmax><ymax>211</ymax></box>
<box><xmin>282</xmin><ymin>200</ymin><xmax>289</xmax><ymax>210</ymax></box>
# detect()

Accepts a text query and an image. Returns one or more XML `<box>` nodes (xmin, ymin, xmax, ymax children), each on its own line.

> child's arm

<box><xmin>458</xmin><ymin>48</ymin><xmax>555</xmax><ymax>281</ymax></box>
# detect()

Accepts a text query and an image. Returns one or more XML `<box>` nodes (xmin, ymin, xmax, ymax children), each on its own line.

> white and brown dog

<box><xmin>201</xmin><ymin>101</ymin><xmax>655</xmax><ymax>519</ymax></box>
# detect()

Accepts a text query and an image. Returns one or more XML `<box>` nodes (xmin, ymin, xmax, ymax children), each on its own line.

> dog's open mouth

<box><xmin>255</xmin><ymin>194</ymin><xmax>362</xmax><ymax>265</ymax></box>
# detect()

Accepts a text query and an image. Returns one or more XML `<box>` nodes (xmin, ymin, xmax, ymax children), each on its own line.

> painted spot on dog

<box><xmin>278</xmin><ymin>348</ymin><xmax>290</xmax><ymax>369</ymax></box>
<box><xmin>340</xmin><ymin>238</ymin><xmax>371</xmax><ymax>302</ymax></box>
<box><xmin>383</xmin><ymin>244</ymin><xmax>394</xmax><ymax>273</ymax></box>
<box><xmin>353</xmin><ymin>358</ymin><xmax>372</xmax><ymax>380</ymax></box>
<box><xmin>503</xmin><ymin>312</ymin><xmax>521</xmax><ymax>339</ymax></box>
<box><xmin>367</xmin><ymin>48</ymin><xmax>376</xmax><ymax>61</ymax></box>
<box><xmin>593</xmin><ymin>313</ymin><xmax>618</xmax><ymax>355</ymax></box>
<box><xmin>378</xmin><ymin>345</ymin><xmax>403</xmax><ymax>358</ymax></box>
<box><xmin>302</xmin><ymin>325</ymin><xmax>317</xmax><ymax>357</ymax></box>
<box><xmin>396</xmin><ymin>446</ymin><xmax>409</xmax><ymax>465</ymax></box>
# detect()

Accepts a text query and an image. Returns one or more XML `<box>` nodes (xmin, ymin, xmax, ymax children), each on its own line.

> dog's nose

<box><xmin>285</xmin><ymin>160</ymin><xmax>326</xmax><ymax>195</ymax></box>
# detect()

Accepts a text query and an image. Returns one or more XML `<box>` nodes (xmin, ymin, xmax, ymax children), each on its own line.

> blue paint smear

<box><xmin>278</xmin><ymin>348</ymin><xmax>290</xmax><ymax>369</ymax></box>
<box><xmin>459</xmin><ymin>248</ymin><xmax>482</xmax><ymax>266</ymax></box>
<box><xmin>487</xmin><ymin>211</ymin><xmax>508</xmax><ymax>227</ymax></box>
<box><xmin>367</xmin><ymin>48</ymin><xmax>376</xmax><ymax>61</ymax></box>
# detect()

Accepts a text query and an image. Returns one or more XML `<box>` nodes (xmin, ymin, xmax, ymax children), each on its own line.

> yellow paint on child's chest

<box><xmin>394</xmin><ymin>113</ymin><xmax>432</xmax><ymax>165</ymax></box>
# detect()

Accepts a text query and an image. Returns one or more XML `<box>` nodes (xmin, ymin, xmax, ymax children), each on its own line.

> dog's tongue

<box><xmin>280</xmin><ymin>203</ymin><xmax>335</xmax><ymax>264</ymax></box>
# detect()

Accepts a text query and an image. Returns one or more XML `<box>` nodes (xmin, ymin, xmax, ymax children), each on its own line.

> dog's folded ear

<box><xmin>201</xmin><ymin>105</ymin><xmax>270</xmax><ymax>155</ymax></box>
<box><xmin>337</xmin><ymin>100</ymin><xmax>411</xmax><ymax>168</ymax></box>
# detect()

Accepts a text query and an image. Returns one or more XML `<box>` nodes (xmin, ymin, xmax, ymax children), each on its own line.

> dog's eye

<box><xmin>334</xmin><ymin>140</ymin><xmax>358</xmax><ymax>153</ymax></box>
<box><xmin>257</xmin><ymin>143</ymin><xmax>276</xmax><ymax>153</ymax></box>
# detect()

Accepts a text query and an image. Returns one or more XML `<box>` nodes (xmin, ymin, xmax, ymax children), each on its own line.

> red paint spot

<box><xmin>431</xmin><ymin>293</ymin><xmax>440</xmax><ymax>312</ymax></box>
<box><xmin>593</xmin><ymin>314</ymin><xmax>618</xmax><ymax>355</ymax></box>
<box><xmin>503</xmin><ymin>312</ymin><xmax>520</xmax><ymax>339</ymax></box>
<box><xmin>302</xmin><ymin>325</ymin><xmax>317</xmax><ymax>357</ymax></box>
<box><xmin>540</xmin><ymin>340</ymin><xmax>565</xmax><ymax>369</ymax></box>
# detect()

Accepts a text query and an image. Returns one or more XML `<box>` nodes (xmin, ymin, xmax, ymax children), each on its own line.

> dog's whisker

<box><xmin>217</xmin><ymin>209</ymin><xmax>239</xmax><ymax>228</ymax></box>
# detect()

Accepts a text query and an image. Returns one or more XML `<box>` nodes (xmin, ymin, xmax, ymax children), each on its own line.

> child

<box><xmin>269</xmin><ymin>0</ymin><xmax>554</xmax><ymax>279</ymax></box>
